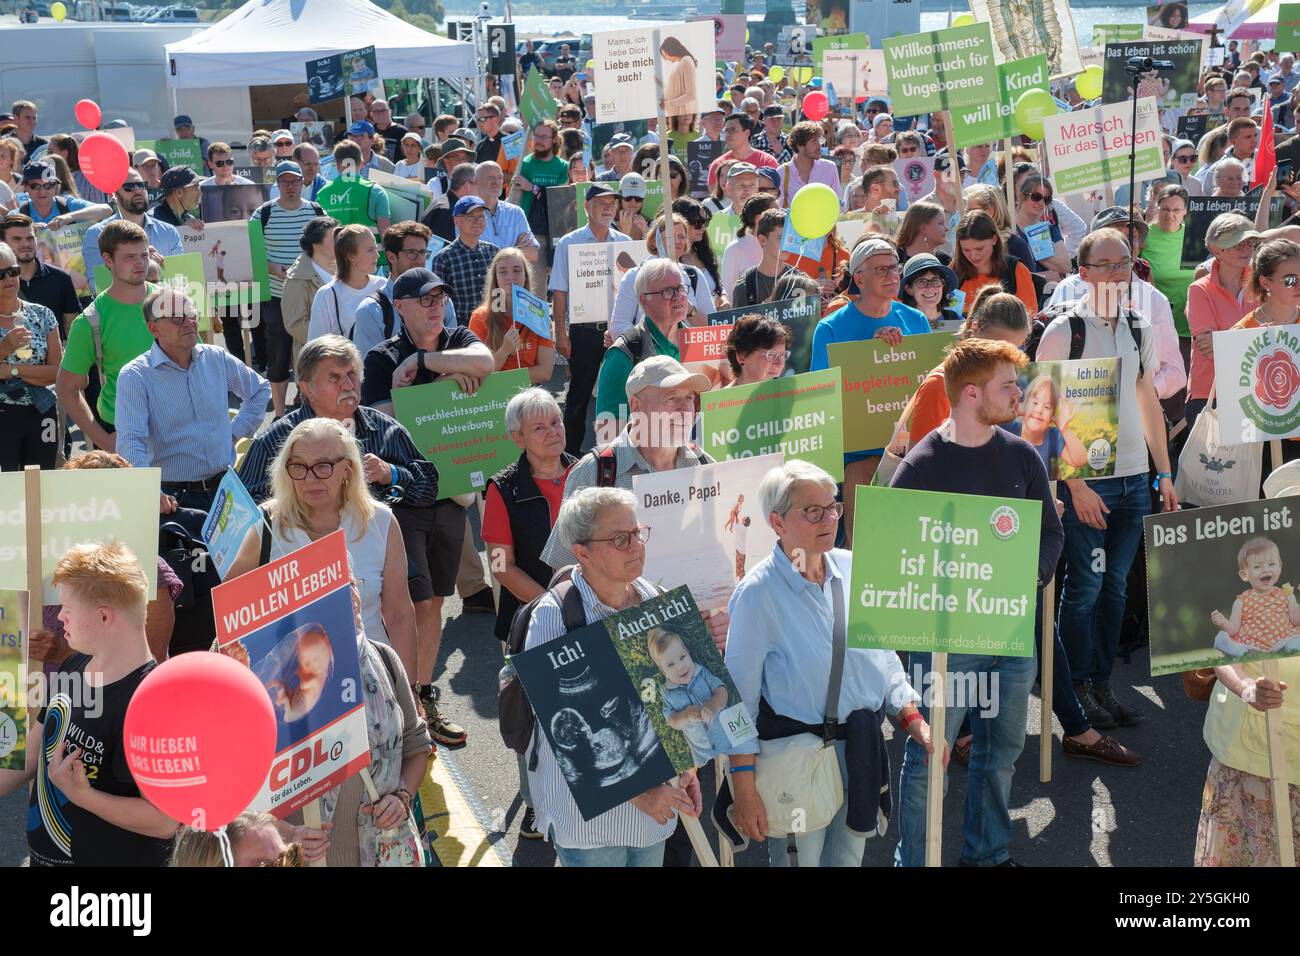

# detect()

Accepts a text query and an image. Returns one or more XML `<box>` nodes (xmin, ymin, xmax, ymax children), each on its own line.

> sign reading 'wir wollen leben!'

<box><xmin>882</xmin><ymin>23</ymin><xmax>999</xmax><ymax>117</ymax></box>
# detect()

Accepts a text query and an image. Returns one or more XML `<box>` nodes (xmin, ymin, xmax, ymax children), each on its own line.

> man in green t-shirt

<box><xmin>510</xmin><ymin>120</ymin><xmax>569</xmax><ymax>217</ymax></box>
<box><xmin>316</xmin><ymin>140</ymin><xmax>391</xmax><ymax>237</ymax></box>
<box><xmin>56</xmin><ymin>220</ymin><xmax>156</xmax><ymax>452</ymax></box>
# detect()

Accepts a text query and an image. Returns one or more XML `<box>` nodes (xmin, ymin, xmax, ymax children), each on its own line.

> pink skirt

<box><xmin>1193</xmin><ymin>757</ymin><xmax>1300</xmax><ymax>867</ymax></box>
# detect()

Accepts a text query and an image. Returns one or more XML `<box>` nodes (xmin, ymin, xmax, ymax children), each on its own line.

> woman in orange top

<box><xmin>952</xmin><ymin>209</ymin><xmax>1038</xmax><ymax>318</ymax></box>
<box><xmin>469</xmin><ymin>247</ymin><xmax>556</xmax><ymax>385</ymax></box>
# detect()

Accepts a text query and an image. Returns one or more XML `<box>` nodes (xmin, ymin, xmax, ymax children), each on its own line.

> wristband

<box><xmin>389</xmin><ymin>464</ymin><xmax>398</xmax><ymax>486</ymax></box>
<box><xmin>416</xmin><ymin>348</ymin><xmax>427</xmax><ymax>372</ymax></box>
<box><xmin>729</xmin><ymin>764</ymin><xmax>755</xmax><ymax>775</ymax></box>
<box><xmin>1153</xmin><ymin>471</ymin><xmax>1172</xmax><ymax>490</ymax></box>
<box><xmin>898</xmin><ymin>709</ymin><xmax>922</xmax><ymax>730</ymax></box>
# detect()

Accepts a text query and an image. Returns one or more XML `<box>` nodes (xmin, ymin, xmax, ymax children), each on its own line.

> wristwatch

<box><xmin>7</xmin><ymin>364</ymin><xmax>17</xmax><ymax>379</ymax></box>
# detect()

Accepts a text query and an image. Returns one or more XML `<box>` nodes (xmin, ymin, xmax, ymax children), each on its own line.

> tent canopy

<box><xmin>166</xmin><ymin>0</ymin><xmax>475</xmax><ymax>89</ymax></box>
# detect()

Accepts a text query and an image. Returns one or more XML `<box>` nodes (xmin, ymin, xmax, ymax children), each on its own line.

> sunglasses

<box><xmin>1173</xmin><ymin>153</ymin><xmax>1196</xmax><ymax>163</ymax></box>
<box><xmin>1280</xmin><ymin>274</ymin><xmax>1300</xmax><ymax>288</ymax></box>
<box><xmin>120</xmin><ymin>182</ymin><xmax>147</xmax><ymax>192</ymax></box>
<box><xmin>152</xmin><ymin>310</ymin><xmax>199</xmax><ymax>326</ymax></box>
<box><xmin>1024</xmin><ymin>191</ymin><xmax>1052</xmax><ymax>203</ymax></box>
<box><xmin>0</xmin><ymin>265</ymin><xmax>21</xmax><ymax>279</ymax></box>
<box><xmin>213</xmin><ymin>158</ymin><xmax>235</xmax><ymax>168</ymax></box>
<box><xmin>26</xmin><ymin>182</ymin><xmax>56</xmax><ymax>191</ymax></box>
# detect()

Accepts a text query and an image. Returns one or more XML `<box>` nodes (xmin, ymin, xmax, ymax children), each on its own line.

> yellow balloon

<box><xmin>50</xmin><ymin>1</ymin><xmax>67</xmax><ymax>20</ymax></box>
<box><xmin>769</xmin><ymin>65</ymin><xmax>785</xmax><ymax>83</ymax></box>
<box><xmin>1076</xmin><ymin>64</ymin><xmax>1103</xmax><ymax>101</ymax></box>
<box><xmin>789</xmin><ymin>183</ymin><xmax>840</xmax><ymax>240</ymax></box>
<box><xmin>746</xmin><ymin>28</ymin><xmax>750</xmax><ymax>43</ymax></box>
<box><xmin>792</xmin><ymin>66</ymin><xmax>813</xmax><ymax>85</ymax></box>
<box><xmin>951</xmin><ymin>12</ymin><xmax>976</xmax><ymax>26</ymax></box>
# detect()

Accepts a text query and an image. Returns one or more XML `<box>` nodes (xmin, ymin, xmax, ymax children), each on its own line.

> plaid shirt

<box><xmin>430</xmin><ymin>238</ymin><xmax>500</xmax><ymax>323</ymax></box>
<box><xmin>750</xmin><ymin>129</ymin><xmax>792</xmax><ymax>164</ymax></box>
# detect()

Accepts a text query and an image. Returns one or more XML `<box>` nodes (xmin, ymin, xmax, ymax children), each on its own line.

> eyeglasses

<box><xmin>476</xmin><ymin>113</ymin><xmax>496</xmax><ymax>122</ymax></box>
<box><xmin>867</xmin><ymin>264</ymin><xmax>902</xmax><ymax>278</ymax></box>
<box><xmin>1083</xmin><ymin>257</ymin><xmax>1133</xmax><ymax>274</ymax></box>
<box><xmin>286</xmin><ymin>458</ymin><xmax>345</xmax><ymax>480</ymax></box>
<box><xmin>583</xmin><ymin>525</ymin><xmax>651</xmax><ymax>551</ymax></box>
<box><xmin>910</xmin><ymin>275</ymin><xmax>945</xmax><ymax>289</ymax></box>
<box><xmin>26</xmin><ymin>182</ymin><xmax>55</xmax><ymax>192</ymax></box>
<box><xmin>460</xmin><ymin>211</ymin><xmax>487</xmax><ymax>222</ymax></box>
<box><xmin>1173</xmin><ymin>153</ymin><xmax>1196</xmax><ymax>164</ymax></box>
<box><xmin>645</xmin><ymin>285</ymin><xmax>689</xmax><ymax>301</ymax></box>
<box><xmin>152</xmin><ymin>310</ymin><xmax>199</xmax><ymax>325</ymax></box>
<box><xmin>795</xmin><ymin>501</ymin><xmax>844</xmax><ymax>524</ymax></box>
<box><xmin>417</xmin><ymin>292</ymin><xmax>447</xmax><ymax>308</ymax></box>
<box><xmin>1024</xmin><ymin>191</ymin><xmax>1051</xmax><ymax>203</ymax></box>
<box><xmin>0</xmin><ymin>265</ymin><xmax>21</xmax><ymax>279</ymax></box>
<box><xmin>758</xmin><ymin>349</ymin><xmax>790</xmax><ymax>364</ymax></box>
<box><xmin>120</xmin><ymin>182</ymin><xmax>147</xmax><ymax>192</ymax></box>
<box><xmin>214</xmin><ymin>158</ymin><xmax>235</xmax><ymax>168</ymax></box>
<box><xmin>398</xmin><ymin>246</ymin><xmax>428</xmax><ymax>258</ymax></box>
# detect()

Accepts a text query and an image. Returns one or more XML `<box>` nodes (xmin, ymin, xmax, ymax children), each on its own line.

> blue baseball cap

<box><xmin>347</xmin><ymin>120</ymin><xmax>376</xmax><ymax>137</ymax></box>
<box><xmin>452</xmin><ymin>194</ymin><xmax>487</xmax><ymax>216</ymax></box>
<box><xmin>274</xmin><ymin>160</ymin><xmax>304</xmax><ymax>180</ymax></box>
<box><xmin>173</xmin><ymin>115</ymin><xmax>194</xmax><ymax>128</ymax></box>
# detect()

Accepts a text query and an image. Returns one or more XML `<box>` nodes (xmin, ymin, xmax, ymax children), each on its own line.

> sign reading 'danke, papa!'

<box><xmin>829</xmin><ymin>331</ymin><xmax>954</xmax><ymax>453</ymax></box>
<box><xmin>1213</xmin><ymin>325</ymin><xmax>1300</xmax><ymax>444</ymax></box>
<box><xmin>882</xmin><ymin>23</ymin><xmax>998</xmax><ymax>117</ymax></box>
<box><xmin>391</xmin><ymin>368</ymin><xmax>530</xmax><ymax>498</ymax></box>
<box><xmin>848</xmin><ymin>485</ymin><xmax>1041</xmax><ymax>656</ymax></box>
<box><xmin>1041</xmin><ymin>97</ymin><xmax>1164</xmax><ymax>197</ymax></box>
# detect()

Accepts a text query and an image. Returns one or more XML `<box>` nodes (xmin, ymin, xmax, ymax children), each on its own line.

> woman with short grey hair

<box><xmin>724</xmin><ymin>460</ymin><xmax>934</xmax><ymax>867</ymax></box>
<box><xmin>522</xmin><ymin>485</ymin><xmax>702</xmax><ymax>866</ymax></box>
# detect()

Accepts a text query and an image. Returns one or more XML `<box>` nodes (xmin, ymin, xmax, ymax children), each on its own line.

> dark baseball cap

<box><xmin>585</xmin><ymin>182</ymin><xmax>618</xmax><ymax>200</ymax></box>
<box><xmin>933</xmin><ymin>150</ymin><xmax>966</xmax><ymax>174</ymax></box>
<box><xmin>1091</xmin><ymin>205</ymin><xmax>1149</xmax><ymax>241</ymax></box>
<box><xmin>173</xmin><ymin>114</ymin><xmax>194</xmax><ymax>128</ymax></box>
<box><xmin>21</xmin><ymin>161</ymin><xmax>56</xmax><ymax>184</ymax></box>
<box><xmin>393</xmin><ymin>268</ymin><xmax>451</xmax><ymax>300</ymax></box>
<box><xmin>607</xmin><ymin>133</ymin><xmax>635</xmax><ymax>151</ymax></box>
<box><xmin>160</xmin><ymin>165</ymin><xmax>199</xmax><ymax>192</ymax></box>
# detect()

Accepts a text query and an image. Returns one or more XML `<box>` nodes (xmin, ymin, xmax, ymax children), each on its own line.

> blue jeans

<box><xmin>1056</xmin><ymin>474</ymin><xmax>1150</xmax><ymax>687</ymax></box>
<box><xmin>550</xmin><ymin>833</ymin><xmax>667</xmax><ymax>867</ymax></box>
<box><xmin>895</xmin><ymin>651</ymin><xmax>1037</xmax><ymax>867</ymax></box>
<box><xmin>769</xmin><ymin>741</ymin><xmax>867</xmax><ymax>868</ymax></box>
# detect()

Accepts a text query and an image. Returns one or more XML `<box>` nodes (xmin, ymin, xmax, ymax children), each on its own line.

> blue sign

<box><xmin>511</xmin><ymin>283</ymin><xmax>554</xmax><ymax>340</ymax></box>
<box><xmin>201</xmin><ymin>468</ymin><xmax>264</xmax><ymax>579</ymax></box>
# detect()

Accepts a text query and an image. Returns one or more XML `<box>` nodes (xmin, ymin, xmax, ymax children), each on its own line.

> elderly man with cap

<box><xmin>550</xmin><ymin>181</ymin><xmax>630</xmax><ymax>455</ymax></box>
<box><xmin>172</xmin><ymin>115</ymin><xmax>211</xmax><ymax>175</ymax></box>
<box><xmin>428</xmin><ymin>134</ymin><xmax>475</xmax><ymax>200</ymax></box>
<box><xmin>132</xmin><ymin>148</ymin><xmax>165</xmax><ymax>205</ymax></box>
<box><xmin>270</xmin><ymin>129</ymin><xmax>296</xmax><ymax>161</ymax></box>
<box><xmin>360</xmin><ymin>267</ymin><xmax>492</xmax><ymax>744</ymax></box>
<box><xmin>82</xmin><ymin>168</ymin><xmax>183</xmax><ymax>295</ymax></box>
<box><xmin>475</xmin><ymin>161</ymin><xmax>539</xmax><ymax>263</ymax></box>
<box><xmin>431</xmin><ymin>193</ymin><xmax>500</xmax><ymax>325</ymax></box>
<box><xmin>149</xmin><ymin>166</ymin><xmax>205</xmax><ymax>230</ymax></box>
<box><xmin>616</xmin><ymin>172</ymin><xmax>650</xmax><ymax>239</ymax></box>
<box><xmin>812</xmin><ymin>237</ymin><xmax>931</xmax><ymax>536</ymax></box>
<box><xmin>15</xmin><ymin>161</ymin><xmax>111</xmax><ymax>230</ymax></box>
<box><xmin>751</xmin><ymin>104</ymin><xmax>791</xmax><ymax>163</ymax></box>
<box><xmin>720</xmin><ymin>161</ymin><xmax>760</xmax><ymax>215</ymax></box>
<box><xmin>708</xmin><ymin>112</ymin><xmax>778</xmax><ymax>191</ymax></box>
<box><xmin>696</xmin><ymin>102</ymin><xmax>727</xmax><ymax>143</ymax></box>
<box><xmin>597</xmin><ymin>133</ymin><xmax>637</xmax><ymax>182</ymax></box>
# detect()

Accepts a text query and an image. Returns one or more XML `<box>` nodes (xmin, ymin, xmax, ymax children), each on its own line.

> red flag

<box><xmin>1252</xmin><ymin>112</ymin><xmax>1275</xmax><ymax>191</ymax></box>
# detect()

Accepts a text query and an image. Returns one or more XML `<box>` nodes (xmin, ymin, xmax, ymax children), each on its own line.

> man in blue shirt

<box><xmin>115</xmin><ymin>287</ymin><xmax>270</xmax><ymax>512</ymax></box>
<box><xmin>82</xmin><ymin>170</ymin><xmax>185</xmax><ymax>294</ymax></box>
<box><xmin>810</xmin><ymin>237</ymin><xmax>930</xmax><ymax>537</ymax></box>
<box><xmin>475</xmin><ymin>161</ymin><xmax>539</xmax><ymax>263</ymax></box>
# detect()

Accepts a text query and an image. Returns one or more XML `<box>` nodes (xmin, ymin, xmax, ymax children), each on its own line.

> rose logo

<box><xmin>995</xmin><ymin>514</ymin><xmax>1013</xmax><ymax>534</ymax></box>
<box><xmin>989</xmin><ymin>505</ymin><xmax>1019</xmax><ymax>540</ymax></box>
<box><xmin>1254</xmin><ymin>350</ymin><xmax>1300</xmax><ymax>411</ymax></box>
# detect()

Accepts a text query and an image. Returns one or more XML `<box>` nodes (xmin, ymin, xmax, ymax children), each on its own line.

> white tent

<box><xmin>165</xmin><ymin>0</ymin><xmax>475</xmax><ymax>89</ymax></box>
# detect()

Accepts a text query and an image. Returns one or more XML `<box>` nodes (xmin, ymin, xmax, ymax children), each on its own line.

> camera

<box><xmin>1125</xmin><ymin>55</ymin><xmax>1176</xmax><ymax>75</ymax></box>
<box><xmin>476</xmin><ymin>1</ymin><xmax>491</xmax><ymax>17</ymax></box>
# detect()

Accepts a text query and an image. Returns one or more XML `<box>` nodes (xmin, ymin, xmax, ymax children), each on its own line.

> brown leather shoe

<box><xmin>1062</xmin><ymin>734</ymin><xmax>1140</xmax><ymax>767</ymax></box>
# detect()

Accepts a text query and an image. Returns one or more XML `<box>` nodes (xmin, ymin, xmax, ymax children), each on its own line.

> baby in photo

<box><xmin>648</xmin><ymin>627</ymin><xmax>732</xmax><ymax>764</ymax></box>
<box><xmin>1210</xmin><ymin>537</ymin><xmax>1300</xmax><ymax>657</ymax></box>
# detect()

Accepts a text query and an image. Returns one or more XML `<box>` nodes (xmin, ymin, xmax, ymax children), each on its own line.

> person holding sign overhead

<box><xmin>469</xmin><ymin>247</ymin><xmax>555</xmax><ymax>384</ymax></box>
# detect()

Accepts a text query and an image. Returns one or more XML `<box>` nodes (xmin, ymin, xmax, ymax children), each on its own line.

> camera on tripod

<box><xmin>1125</xmin><ymin>55</ymin><xmax>1176</xmax><ymax>75</ymax></box>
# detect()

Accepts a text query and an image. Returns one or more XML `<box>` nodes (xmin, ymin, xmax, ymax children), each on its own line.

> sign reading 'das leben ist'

<box><xmin>848</xmin><ymin>485</ymin><xmax>1042</xmax><ymax>656</ymax></box>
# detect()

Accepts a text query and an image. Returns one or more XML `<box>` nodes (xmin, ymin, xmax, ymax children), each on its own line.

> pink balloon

<box><xmin>124</xmin><ymin>652</ymin><xmax>277</xmax><ymax>830</ymax></box>
<box><xmin>803</xmin><ymin>91</ymin><xmax>829</xmax><ymax>121</ymax></box>
<box><xmin>78</xmin><ymin>132</ymin><xmax>130</xmax><ymax>195</ymax></box>
<box><xmin>73</xmin><ymin>99</ymin><xmax>101</xmax><ymax>130</ymax></box>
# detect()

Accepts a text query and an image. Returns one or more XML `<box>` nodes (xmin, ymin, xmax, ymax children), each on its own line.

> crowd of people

<box><xmin>0</xmin><ymin>25</ymin><xmax>1298</xmax><ymax>870</ymax></box>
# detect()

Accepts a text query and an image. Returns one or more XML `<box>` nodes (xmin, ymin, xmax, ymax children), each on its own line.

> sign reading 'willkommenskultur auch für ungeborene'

<box><xmin>882</xmin><ymin>22</ymin><xmax>999</xmax><ymax>117</ymax></box>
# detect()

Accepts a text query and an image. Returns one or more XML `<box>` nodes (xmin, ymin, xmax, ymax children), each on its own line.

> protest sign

<box><xmin>0</xmin><ymin>589</ymin><xmax>27</xmax><ymax>772</ymax></box>
<box><xmin>883</xmin><ymin>24</ymin><xmax>999</xmax><ymax>117</ymax></box>
<box><xmin>574</xmin><ymin>179</ymin><xmax>665</xmax><ymax>227</ymax></box>
<box><xmin>1041</xmin><ymin>97</ymin><xmax>1163</xmax><ymax>197</ymax></box>
<box><xmin>849</xmin><ymin>0</ymin><xmax>920</xmax><ymax>44</ymax></box>
<box><xmin>701</xmin><ymin>368</ymin><xmax>845</xmax><ymax>480</ymax></box>
<box><xmin>290</xmin><ymin>121</ymin><xmax>334</xmax><ymax>151</ymax></box>
<box><xmin>776</xmin><ymin>24</ymin><xmax>815</xmax><ymax>66</ymax></box>
<box><xmin>1103</xmin><ymin>40</ymin><xmax>1203</xmax><ymax>129</ymax></box>
<box><xmin>1010</xmin><ymin>358</ymin><xmax>1120</xmax><ymax>480</ymax></box>
<box><xmin>200</xmin><ymin>183</ymin><xmax>271</xmax><ymax>224</ymax></box>
<box><xmin>814</xmin><ymin>31</ymin><xmax>868</xmax><ymax>68</ymax></box>
<box><xmin>1212</xmin><ymin>325</ymin><xmax>1300</xmax><ymax>444</ymax></box>
<box><xmin>511</xmin><ymin>616</ymin><xmax>678</xmax><ymax>821</ymax></box>
<box><xmin>592</xmin><ymin>21</ymin><xmax>716</xmax><ymax>124</ymax></box>
<box><xmin>368</xmin><ymin>168</ymin><xmax>432</xmax><ymax>224</ymax></box>
<box><xmin>75</xmin><ymin>126</ymin><xmax>135</xmax><ymax>153</ymax></box>
<box><xmin>808</xmin><ymin>0</ymin><xmax>847</xmax><ymax>33</ymax></box>
<box><xmin>502</xmin><ymin>129</ymin><xmax>526</xmax><ymax>164</ymax></box>
<box><xmin>213</xmin><ymin>530</ymin><xmax>369</xmax><ymax>817</ymax></box>
<box><xmin>828</xmin><ymin>332</ymin><xmax>954</xmax><ymax>453</ymax></box>
<box><xmin>591</xmin><ymin>120</ymin><xmax>650</xmax><ymax>162</ymax></box>
<box><xmin>545</xmin><ymin>185</ymin><xmax>579</xmax><ymax>260</ymax></box>
<box><xmin>1146</xmin><ymin>1</ymin><xmax>1190</xmax><ymax>28</ymax></box>
<box><xmin>895</xmin><ymin>155</ymin><xmax>936</xmax><ymax>203</ymax></box>
<box><xmin>779</xmin><ymin>217</ymin><xmax>826</xmax><ymax>262</ymax></box>
<box><xmin>687</xmin><ymin>139</ymin><xmax>725</xmax><ymax>198</ymax></box>
<box><xmin>967</xmin><ymin>0</ymin><xmax>1082</xmax><ymax>76</ymax></box>
<box><xmin>708</xmin><ymin>294</ymin><xmax>821</xmax><ymax>376</ymax></box>
<box><xmin>306</xmin><ymin>53</ymin><xmax>345</xmax><ymax>104</ymax></box>
<box><xmin>1181</xmin><ymin>195</ymin><xmax>1285</xmax><ymax>268</ymax></box>
<box><xmin>691</xmin><ymin>13</ymin><xmax>747</xmax><ymax>61</ymax></box>
<box><xmin>1145</xmin><ymin>498</ymin><xmax>1300</xmax><ymax>675</ymax></box>
<box><xmin>179</xmin><ymin>220</ymin><xmax>270</xmax><ymax>304</ymax></box>
<box><xmin>96</xmin><ymin>252</ymin><xmax>212</xmax><ymax>320</ymax></box>
<box><xmin>0</xmin><ymin>467</ymin><xmax>160</xmax><ymax>605</ymax></box>
<box><xmin>636</xmin><ymin>455</ymin><xmax>782</xmax><ymax>613</ymax></box>
<box><xmin>1093</xmin><ymin>24</ymin><xmax>1144</xmax><ymax>46</ymax></box>
<box><xmin>608</xmin><ymin>585</ymin><xmax>757</xmax><ymax>771</ymax></box>
<box><xmin>138</xmin><ymin>138</ymin><xmax>203</xmax><ymax>171</ymax></box>
<box><xmin>391</xmin><ymin>368</ymin><xmax>530</xmax><ymax>498</ymax></box>
<box><xmin>343</xmin><ymin>45</ymin><xmax>383</xmax><ymax>100</ymax></box>
<box><xmin>566</xmin><ymin>240</ymin><xmax>648</xmax><ymax>325</ymax></box>
<box><xmin>1144</xmin><ymin>26</ymin><xmax>1210</xmax><ymax>70</ymax></box>
<box><xmin>511</xmin><ymin>284</ymin><xmax>553</xmax><ymax>341</ymax></box>
<box><xmin>848</xmin><ymin>485</ymin><xmax>1041</xmax><ymax>656</ymax></box>
<box><xmin>519</xmin><ymin>67</ymin><xmax>554</xmax><ymax>131</ymax></box>
<box><xmin>235</xmin><ymin>166</ymin><xmax>275</xmax><ymax>186</ymax></box>
<box><xmin>36</xmin><ymin>220</ymin><xmax>92</xmax><ymax>296</ymax></box>
<box><xmin>1281</xmin><ymin>4</ymin><xmax>1300</xmax><ymax>51</ymax></box>
<box><xmin>679</xmin><ymin>323</ymin><xmax>733</xmax><ymax>387</ymax></box>
<box><xmin>835</xmin><ymin>217</ymin><xmax>867</xmax><ymax>250</ymax></box>
<box><xmin>950</xmin><ymin>55</ymin><xmax>1048</xmax><ymax>148</ymax></box>
<box><xmin>1177</xmin><ymin>111</ymin><xmax>1225</xmax><ymax>144</ymax></box>
<box><xmin>706</xmin><ymin>212</ymin><xmax>741</xmax><ymax>259</ymax></box>
<box><xmin>822</xmin><ymin>48</ymin><xmax>885</xmax><ymax>102</ymax></box>
<box><xmin>201</xmin><ymin>469</ymin><xmax>264</xmax><ymax>580</ymax></box>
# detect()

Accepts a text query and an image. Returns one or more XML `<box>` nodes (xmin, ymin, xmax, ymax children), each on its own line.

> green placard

<box><xmin>828</xmin><ymin>331</ymin><xmax>955</xmax><ymax>453</ymax></box>
<box><xmin>706</xmin><ymin>212</ymin><xmax>741</xmax><ymax>258</ymax></box>
<box><xmin>137</xmin><ymin>137</ymin><xmax>204</xmax><ymax>171</ymax></box>
<box><xmin>813</xmin><ymin>31</ymin><xmax>868</xmax><ymax>69</ymax></box>
<box><xmin>520</xmin><ymin>67</ymin><xmax>555</xmax><ymax>131</ymax></box>
<box><xmin>848</xmin><ymin>485</ymin><xmax>1041</xmax><ymax>656</ymax></box>
<box><xmin>574</xmin><ymin>179</ymin><xmax>665</xmax><ymax>227</ymax></box>
<box><xmin>699</xmin><ymin>368</ymin><xmax>845</xmax><ymax>481</ymax></box>
<box><xmin>0</xmin><ymin>589</ymin><xmax>27</xmax><ymax>771</ymax></box>
<box><xmin>950</xmin><ymin>55</ymin><xmax>1048</xmax><ymax>149</ymax></box>
<box><xmin>391</xmin><ymin>369</ymin><xmax>531</xmax><ymax>499</ymax></box>
<box><xmin>1092</xmin><ymin>23</ymin><xmax>1144</xmax><ymax>47</ymax></box>
<box><xmin>883</xmin><ymin>23</ymin><xmax>999</xmax><ymax>117</ymax></box>
<box><xmin>1282</xmin><ymin>5</ymin><xmax>1300</xmax><ymax>52</ymax></box>
<box><xmin>94</xmin><ymin>252</ymin><xmax>213</xmax><ymax>329</ymax></box>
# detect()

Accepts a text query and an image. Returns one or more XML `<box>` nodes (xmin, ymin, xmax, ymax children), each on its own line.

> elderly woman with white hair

<box><xmin>723</xmin><ymin>459</ymin><xmax>934</xmax><ymax>867</ymax></box>
<box><xmin>1211</xmin><ymin>157</ymin><xmax>1247</xmax><ymax>198</ymax></box>
<box><xmin>524</xmin><ymin>485</ymin><xmax>702</xmax><ymax>866</ymax></box>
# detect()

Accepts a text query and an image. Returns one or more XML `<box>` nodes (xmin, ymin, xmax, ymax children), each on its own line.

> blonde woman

<box><xmin>0</xmin><ymin>137</ymin><xmax>22</xmax><ymax>210</ymax></box>
<box><xmin>469</xmin><ymin>247</ymin><xmax>555</xmax><ymax>384</ymax></box>
<box><xmin>171</xmin><ymin>811</ymin><xmax>302</xmax><ymax>867</ymax></box>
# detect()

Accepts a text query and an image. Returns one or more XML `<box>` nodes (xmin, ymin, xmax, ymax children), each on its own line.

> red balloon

<box><xmin>124</xmin><ymin>652</ymin><xmax>277</xmax><ymax>830</ymax></box>
<box><xmin>73</xmin><ymin>99</ymin><xmax>101</xmax><ymax>130</ymax></box>
<box><xmin>78</xmin><ymin>132</ymin><xmax>130</xmax><ymax>195</ymax></box>
<box><xmin>803</xmin><ymin>91</ymin><xmax>830</xmax><ymax>121</ymax></box>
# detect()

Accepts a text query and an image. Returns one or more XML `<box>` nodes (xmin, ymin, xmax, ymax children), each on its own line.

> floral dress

<box><xmin>0</xmin><ymin>299</ymin><xmax>58</xmax><ymax>412</ymax></box>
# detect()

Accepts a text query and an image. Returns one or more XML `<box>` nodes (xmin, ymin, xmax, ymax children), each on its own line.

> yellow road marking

<box><xmin>418</xmin><ymin>753</ymin><xmax>502</xmax><ymax>868</ymax></box>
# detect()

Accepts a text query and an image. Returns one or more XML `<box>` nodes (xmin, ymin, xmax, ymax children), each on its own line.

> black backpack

<box><xmin>158</xmin><ymin>517</ymin><xmax>221</xmax><ymax>656</ymax></box>
<box><xmin>1026</xmin><ymin>302</ymin><xmax>1146</xmax><ymax>376</ymax></box>
<box><xmin>257</xmin><ymin>198</ymin><xmax>324</xmax><ymax>232</ymax></box>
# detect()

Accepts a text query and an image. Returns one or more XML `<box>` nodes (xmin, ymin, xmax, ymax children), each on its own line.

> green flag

<box><xmin>520</xmin><ymin>67</ymin><xmax>554</xmax><ymax>131</ymax></box>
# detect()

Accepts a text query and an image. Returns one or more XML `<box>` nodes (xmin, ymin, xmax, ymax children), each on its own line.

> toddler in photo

<box><xmin>648</xmin><ymin>627</ymin><xmax>732</xmax><ymax>765</ymax></box>
<box><xmin>1210</xmin><ymin>537</ymin><xmax>1300</xmax><ymax>657</ymax></box>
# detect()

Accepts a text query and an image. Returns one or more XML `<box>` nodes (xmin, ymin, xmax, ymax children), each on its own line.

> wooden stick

<box><xmin>24</xmin><ymin>467</ymin><xmax>41</xmax><ymax>688</ymax></box>
<box><xmin>715</xmin><ymin>756</ymin><xmax>734</xmax><ymax>866</ymax></box>
<box><xmin>1004</xmin><ymin>138</ymin><xmax>1017</xmax><ymax>225</ymax></box>
<box><xmin>301</xmin><ymin>800</ymin><xmax>328</xmax><ymax>867</ymax></box>
<box><xmin>940</xmin><ymin>112</ymin><xmax>964</xmax><ymax>215</ymax></box>
<box><xmin>925</xmin><ymin>650</ymin><xmax>947</xmax><ymax>867</ymax></box>
<box><xmin>1271</xmin><ymin>440</ymin><xmax>1285</xmax><ymax>474</ymax></box>
<box><xmin>1261</xmin><ymin>659</ymin><xmax>1296</xmax><ymax>867</ymax></box>
<box><xmin>682</xmin><ymin>813</ymin><xmax>719</xmax><ymax>867</ymax></box>
<box><xmin>1039</xmin><ymin>575</ymin><xmax>1055</xmax><ymax>784</ymax></box>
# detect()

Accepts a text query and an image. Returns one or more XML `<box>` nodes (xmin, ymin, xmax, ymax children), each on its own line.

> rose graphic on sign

<box><xmin>1254</xmin><ymin>350</ymin><xmax>1300</xmax><ymax>412</ymax></box>
<box><xmin>990</xmin><ymin>505</ymin><xmax>1020</xmax><ymax>540</ymax></box>
<box><xmin>1236</xmin><ymin>330</ymin><xmax>1300</xmax><ymax>439</ymax></box>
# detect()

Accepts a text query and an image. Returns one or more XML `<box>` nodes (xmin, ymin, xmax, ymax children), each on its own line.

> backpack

<box><xmin>1026</xmin><ymin>302</ymin><xmax>1146</xmax><ymax>376</ymax></box>
<box><xmin>348</xmin><ymin>290</ymin><xmax>396</xmax><ymax>343</ymax></box>
<box><xmin>744</xmin><ymin>264</ymin><xmax>804</xmax><ymax>307</ymax></box>
<box><xmin>257</xmin><ymin>198</ymin><xmax>324</xmax><ymax>233</ymax></box>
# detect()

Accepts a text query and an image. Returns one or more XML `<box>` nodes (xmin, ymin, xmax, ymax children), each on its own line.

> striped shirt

<box><xmin>524</xmin><ymin>567</ymin><xmax>680</xmax><ymax>851</ymax></box>
<box><xmin>254</xmin><ymin>200</ymin><xmax>322</xmax><ymax>297</ymax></box>
<box><xmin>236</xmin><ymin>398</ymin><xmax>439</xmax><ymax>506</ymax></box>
<box><xmin>540</xmin><ymin>431</ymin><xmax>714</xmax><ymax>569</ymax></box>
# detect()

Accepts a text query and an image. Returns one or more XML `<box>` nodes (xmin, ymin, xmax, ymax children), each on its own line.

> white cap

<box><xmin>625</xmin><ymin>355</ymin><xmax>711</xmax><ymax>400</ymax></box>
